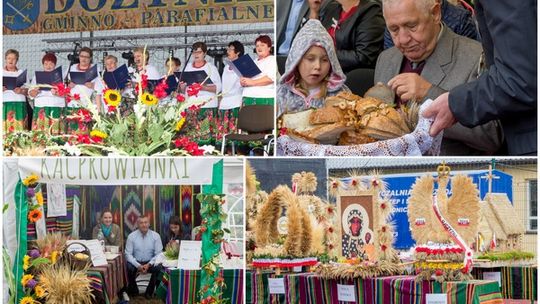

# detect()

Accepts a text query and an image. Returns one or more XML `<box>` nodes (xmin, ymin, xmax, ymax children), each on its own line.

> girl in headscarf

<box><xmin>277</xmin><ymin>19</ymin><xmax>349</xmax><ymax>117</ymax></box>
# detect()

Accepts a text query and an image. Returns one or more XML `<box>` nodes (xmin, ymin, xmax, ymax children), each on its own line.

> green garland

<box><xmin>477</xmin><ymin>251</ymin><xmax>535</xmax><ymax>261</ymax></box>
<box><xmin>197</xmin><ymin>193</ymin><xmax>229</xmax><ymax>304</ymax></box>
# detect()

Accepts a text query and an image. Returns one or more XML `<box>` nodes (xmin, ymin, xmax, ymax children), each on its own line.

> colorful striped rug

<box><xmin>473</xmin><ymin>266</ymin><xmax>537</xmax><ymax>300</ymax></box>
<box><xmin>246</xmin><ymin>271</ymin><xmax>503</xmax><ymax>304</ymax></box>
<box><xmin>160</xmin><ymin>269</ymin><xmax>243</xmax><ymax>304</ymax></box>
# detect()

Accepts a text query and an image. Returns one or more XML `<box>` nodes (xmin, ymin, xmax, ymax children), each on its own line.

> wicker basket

<box><xmin>277</xmin><ymin>99</ymin><xmax>442</xmax><ymax>156</ymax></box>
<box><xmin>63</xmin><ymin>241</ymin><xmax>92</xmax><ymax>270</ymax></box>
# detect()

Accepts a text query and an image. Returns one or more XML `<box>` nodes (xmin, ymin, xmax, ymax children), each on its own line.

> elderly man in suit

<box><xmin>374</xmin><ymin>0</ymin><xmax>502</xmax><ymax>155</ymax></box>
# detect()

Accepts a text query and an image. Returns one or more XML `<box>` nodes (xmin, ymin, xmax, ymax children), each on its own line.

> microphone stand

<box><xmin>64</xmin><ymin>42</ymin><xmax>79</xmax><ymax>135</ymax></box>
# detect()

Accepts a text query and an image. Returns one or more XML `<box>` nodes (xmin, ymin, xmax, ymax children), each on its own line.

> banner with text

<box><xmin>3</xmin><ymin>0</ymin><xmax>273</xmax><ymax>34</ymax></box>
<box><xmin>16</xmin><ymin>158</ymin><xmax>217</xmax><ymax>185</ymax></box>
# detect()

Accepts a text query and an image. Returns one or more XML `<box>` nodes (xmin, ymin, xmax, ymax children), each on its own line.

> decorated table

<box><xmin>156</xmin><ymin>268</ymin><xmax>244</xmax><ymax>304</ymax></box>
<box><xmin>87</xmin><ymin>254</ymin><xmax>126</xmax><ymax>304</ymax></box>
<box><xmin>246</xmin><ymin>271</ymin><xmax>504</xmax><ymax>304</ymax></box>
<box><xmin>472</xmin><ymin>266</ymin><xmax>537</xmax><ymax>301</ymax></box>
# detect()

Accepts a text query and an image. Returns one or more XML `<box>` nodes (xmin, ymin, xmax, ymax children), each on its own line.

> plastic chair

<box><xmin>221</xmin><ymin>105</ymin><xmax>274</xmax><ymax>156</ymax></box>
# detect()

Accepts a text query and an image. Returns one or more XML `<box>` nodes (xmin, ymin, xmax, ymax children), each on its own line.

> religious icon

<box><xmin>340</xmin><ymin>198</ymin><xmax>375</xmax><ymax>258</ymax></box>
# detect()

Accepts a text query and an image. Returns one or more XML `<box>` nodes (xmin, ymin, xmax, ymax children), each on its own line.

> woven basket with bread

<box><xmin>278</xmin><ymin>86</ymin><xmax>442</xmax><ymax>156</ymax></box>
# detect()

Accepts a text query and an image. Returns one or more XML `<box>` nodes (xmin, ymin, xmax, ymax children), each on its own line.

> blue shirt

<box><xmin>125</xmin><ymin>229</ymin><xmax>163</xmax><ymax>268</ymax></box>
<box><xmin>278</xmin><ymin>0</ymin><xmax>305</xmax><ymax>54</ymax></box>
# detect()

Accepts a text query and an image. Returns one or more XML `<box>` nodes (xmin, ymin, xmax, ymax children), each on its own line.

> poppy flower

<box><xmin>186</xmin><ymin>83</ymin><xmax>203</xmax><ymax>97</ymax></box>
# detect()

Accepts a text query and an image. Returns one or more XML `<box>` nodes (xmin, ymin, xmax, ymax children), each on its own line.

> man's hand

<box><xmin>422</xmin><ymin>92</ymin><xmax>458</xmax><ymax>136</ymax></box>
<box><xmin>13</xmin><ymin>87</ymin><xmax>23</xmax><ymax>94</ymax></box>
<box><xmin>68</xmin><ymin>82</ymin><xmax>76</xmax><ymax>89</ymax></box>
<box><xmin>137</xmin><ymin>265</ymin><xmax>146</xmax><ymax>273</ymax></box>
<box><xmin>84</xmin><ymin>82</ymin><xmax>94</xmax><ymax>89</ymax></box>
<box><xmin>308</xmin><ymin>0</ymin><xmax>322</xmax><ymax>19</ymax></box>
<box><xmin>388</xmin><ymin>73</ymin><xmax>432</xmax><ymax>103</ymax></box>
<box><xmin>139</xmin><ymin>264</ymin><xmax>149</xmax><ymax>273</ymax></box>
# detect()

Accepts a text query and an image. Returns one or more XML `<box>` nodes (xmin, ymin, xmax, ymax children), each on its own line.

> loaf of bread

<box><xmin>309</xmin><ymin>106</ymin><xmax>344</xmax><ymax>125</ymax></box>
<box><xmin>338</xmin><ymin>130</ymin><xmax>377</xmax><ymax>145</ymax></box>
<box><xmin>281</xmin><ymin>110</ymin><xmax>315</xmax><ymax>132</ymax></box>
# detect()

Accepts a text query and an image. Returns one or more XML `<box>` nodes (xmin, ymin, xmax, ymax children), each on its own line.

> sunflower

<box><xmin>21</xmin><ymin>274</ymin><xmax>34</xmax><ymax>287</ymax></box>
<box><xmin>175</xmin><ymin>117</ymin><xmax>186</xmax><ymax>131</ymax></box>
<box><xmin>28</xmin><ymin>209</ymin><xmax>42</xmax><ymax>223</ymax></box>
<box><xmin>35</xmin><ymin>192</ymin><xmax>44</xmax><ymax>206</ymax></box>
<box><xmin>19</xmin><ymin>296</ymin><xmax>35</xmax><ymax>304</ymax></box>
<box><xmin>22</xmin><ymin>174</ymin><xmax>39</xmax><ymax>187</ymax></box>
<box><xmin>23</xmin><ymin>255</ymin><xmax>31</xmax><ymax>271</ymax></box>
<box><xmin>89</xmin><ymin>130</ymin><xmax>108</xmax><ymax>139</ymax></box>
<box><xmin>141</xmin><ymin>92</ymin><xmax>158</xmax><ymax>106</ymax></box>
<box><xmin>34</xmin><ymin>285</ymin><xmax>46</xmax><ymax>298</ymax></box>
<box><xmin>103</xmin><ymin>89</ymin><xmax>121</xmax><ymax>107</ymax></box>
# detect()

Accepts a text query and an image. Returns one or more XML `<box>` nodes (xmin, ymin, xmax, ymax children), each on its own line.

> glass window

<box><xmin>528</xmin><ymin>179</ymin><xmax>537</xmax><ymax>231</ymax></box>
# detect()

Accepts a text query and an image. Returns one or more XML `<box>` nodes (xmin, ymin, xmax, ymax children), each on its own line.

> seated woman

<box><xmin>277</xmin><ymin>19</ymin><xmax>349</xmax><ymax>117</ymax></box>
<box><xmin>309</xmin><ymin>0</ymin><xmax>385</xmax><ymax>72</ymax></box>
<box><xmin>28</xmin><ymin>53</ymin><xmax>65</xmax><ymax>135</ymax></box>
<box><xmin>92</xmin><ymin>208</ymin><xmax>122</xmax><ymax>247</ymax></box>
<box><xmin>165</xmin><ymin>216</ymin><xmax>182</xmax><ymax>247</ymax></box>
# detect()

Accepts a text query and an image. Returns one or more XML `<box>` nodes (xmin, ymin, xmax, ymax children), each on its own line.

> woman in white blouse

<box><xmin>3</xmin><ymin>49</ymin><xmax>29</xmax><ymax>134</ymax></box>
<box><xmin>28</xmin><ymin>53</ymin><xmax>65</xmax><ymax>135</ymax></box>
<box><xmin>68</xmin><ymin>47</ymin><xmax>104</xmax><ymax>112</ymax></box>
<box><xmin>240</xmin><ymin>35</ymin><xmax>276</xmax><ymax>106</ymax></box>
<box><xmin>220</xmin><ymin>41</ymin><xmax>245</xmax><ymax>119</ymax></box>
<box><xmin>182</xmin><ymin>41</ymin><xmax>222</xmax><ymax>117</ymax></box>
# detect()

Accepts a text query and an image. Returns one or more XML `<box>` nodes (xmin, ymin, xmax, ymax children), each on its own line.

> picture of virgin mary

<box><xmin>341</xmin><ymin>203</ymin><xmax>374</xmax><ymax>258</ymax></box>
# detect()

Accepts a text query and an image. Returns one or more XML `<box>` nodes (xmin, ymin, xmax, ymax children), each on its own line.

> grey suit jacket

<box><xmin>276</xmin><ymin>0</ymin><xmax>310</xmax><ymax>52</ymax></box>
<box><xmin>374</xmin><ymin>26</ymin><xmax>502</xmax><ymax>155</ymax></box>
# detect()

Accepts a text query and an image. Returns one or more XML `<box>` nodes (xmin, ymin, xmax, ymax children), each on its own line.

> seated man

<box><xmin>374</xmin><ymin>0</ymin><xmax>501</xmax><ymax>155</ymax></box>
<box><xmin>125</xmin><ymin>216</ymin><xmax>163</xmax><ymax>299</ymax></box>
<box><xmin>383</xmin><ymin>0</ymin><xmax>478</xmax><ymax>49</ymax></box>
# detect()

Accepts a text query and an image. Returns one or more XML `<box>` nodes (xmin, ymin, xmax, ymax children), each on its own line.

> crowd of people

<box><xmin>2</xmin><ymin>35</ymin><xmax>276</xmax><ymax>140</ymax></box>
<box><xmin>277</xmin><ymin>0</ymin><xmax>537</xmax><ymax>156</ymax></box>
